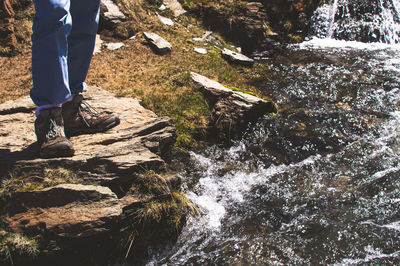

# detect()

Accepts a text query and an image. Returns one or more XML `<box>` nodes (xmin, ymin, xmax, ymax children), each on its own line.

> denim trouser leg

<box><xmin>68</xmin><ymin>0</ymin><xmax>100</xmax><ymax>94</ymax></box>
<box><xmin>30</xmin><ymin>0</ymin><xmax>100</xmax><ymax>106</ymax></box>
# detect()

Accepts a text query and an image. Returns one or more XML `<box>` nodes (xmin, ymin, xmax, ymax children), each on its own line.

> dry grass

<box><xmin>0</xmin><ymin>0</ymin><xmax>266</xmax><ymax>148</ymax></box>
<box><xmin>0</xmin><ymin>167</ymin><xmax>83</xmax><ymax>200</ymax></box>
<box><xmin>0</xmin><ymin>229</ymin><xmax>39</xmax><ymax>263</ymax></box>
<box><xmin>135</xmin><ymin>189</ymin><xmax>198</xmax><ymax>229</ymax></box>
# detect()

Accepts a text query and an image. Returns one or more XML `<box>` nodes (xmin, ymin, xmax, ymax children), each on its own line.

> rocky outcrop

<box><xmin>2</xmin><ymin>184</ymin><xmax>122</xmax><ymax>238</ymax></box>
<box><xmin>185</xmin><ymin>0</ymin><xmax>321</xmax><ymax>55</ymax></box>
<box><xmin>143</xmin><ymin>32</ymin><xmax>173</xmax><ymax>54</ymax></box>
<box><xmin>0</xmin><ymin>87</ymin><xmax>176</xmax><ymax>185</ymax></box>
<box><xmin>221</xmin><ymin>48</ymin><xmax>254</xmax><ymax>66</ymax></box>
<box><xmin>190</xmin><ymin>72</ymin><xmax>276</xmax><ymax>141</ymax></box>
<box><xmin>0</xmin><ymin>87</ymin><xmax>183</xmax><ymax>264</ymax></box>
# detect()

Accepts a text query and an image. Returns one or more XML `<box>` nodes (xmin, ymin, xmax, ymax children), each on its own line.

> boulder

<box><xmin>143</xmin><ymin>32</ymin><xmax>173</xmax><ymax>55</ymax></box>
<box><xmin>221</xmin><ymin>48</ymin><xmax>254</xmax><ymax>67</ymax></box>
<box><xmin>190</xmin><ymin>72</ymin><xmax>276</xmax><ymax>140</ymax></box>
<box><xmin>0</xmin><ymin>87</ymin><xmax>176</xmax><ymax>184</ymax></box>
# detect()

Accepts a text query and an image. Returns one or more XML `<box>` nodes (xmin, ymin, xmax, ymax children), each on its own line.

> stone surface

<box><xmin>157</xmin><ymin>14</ymin><xmax>174</xmax><ymax>26</ymax></box>
<box><xmin>94</xmin><ymin>34</ymin><xmax>103</xmax><ymax>55</ymax></box>
<box><xmin>1</xmin><ymin>184</ymin><xmax>122</xmax><ymax>238</ymax></box>
<box><xmin>143</xmin><ymin>32</ymin><xmax>172</xmax><ymax>55</ymax></box>
<box><xmin>163</xmin><ymin>0</ymin><xmax>186</xmax><ymax>17</ymax></box>
<box><xmin>192</xmin><ymin>31</ymin><xmax>221</xmax><ymax>45</ymax></box>
<box><xmin>190</xmin><ymin>72</ymin><xmax>276</xmax><ymax>140</ymax></box>
<box><xmin>221</xmin><ymin>48</ymin><xmax>254</xmax><ymax>66</ymax></box>
<box><xmin>101</xmin><ymin>0</ymin><xmax>126</xmax><ymax>24</ymax></box>
<box><xmin>106</xmin><ymin>42</ymin><xmax>124</xmax><ymax>50</ymax></box>
<box><xmin>194</xmin><ymin>47</ymin><xmax>207</xmax><ymax>54</ymax></box>
<box><xmin>0</xmin><ymin>87</ymin><xmax>180</xmax><ymax>264</ymax></box>
<box><xmin>0</xmin><ymin>87</ymin><xmax>176</xmax><ymax>183</ymax></box>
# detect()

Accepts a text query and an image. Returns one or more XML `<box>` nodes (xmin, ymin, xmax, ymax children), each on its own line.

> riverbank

<box><xmin>0</xmin><ymin>0</ymin><xmax>318</xmax><ymax>264</ymax></box>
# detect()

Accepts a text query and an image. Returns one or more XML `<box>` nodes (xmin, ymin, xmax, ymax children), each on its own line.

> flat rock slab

<box><xmin>1</xmin><ymin>184</ymin><xmax>122</xmax><ymax>238</ymax></box>
<box><xmin>190</xmin><ymin>72</ymin><xmax>276</xmax><ymax>140</ymax></box>
<box><xmin>143</xmin><ymin>32</ymin><xmax>172</xmax><ymax>55</ymax></box>
<box><xmin>221</xmin><ymin>48</ymin><xmax>254</xmax><ymax>66</ymax></box>
<box><xmin>0</xmin><ymin>87</ymin><xmax>176</xmax><ymax>184</ymax></box>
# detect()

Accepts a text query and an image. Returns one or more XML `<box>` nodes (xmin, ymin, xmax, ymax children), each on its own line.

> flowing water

<box><xmin>148</xmin><ymin>0</ymin><xmax>400</xmax><ymax>264</ymax></box>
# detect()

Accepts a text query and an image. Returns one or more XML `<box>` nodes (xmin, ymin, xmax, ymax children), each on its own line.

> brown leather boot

<box><xmin>62</xmin><ymin>94</ymin><xmax>120</xmax><ymax>137</ymax></box>
<box><xmin>35</xmin><ymin>107</ymin><xmax>74</xmax><ymax>158</ymax></box>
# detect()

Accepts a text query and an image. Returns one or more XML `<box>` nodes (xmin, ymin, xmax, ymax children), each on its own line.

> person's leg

<box><xmin>62</xmin><ymin>0</ymin><xmax>120</xmax><ymax>137</ymax></box>
<box><xmin>31</xmin><ymin>0</ymin><xmax>74</xmax><ymax>157</ymax></box>
<box><xmin>30</xmin><ymin>0</ymin><xmax>72</xmax><ymax>106</ymax></box>
<box><xmin>67</xmin><ymin>0</ymin><xmax>100</xmax><ymax>94</ymax></box>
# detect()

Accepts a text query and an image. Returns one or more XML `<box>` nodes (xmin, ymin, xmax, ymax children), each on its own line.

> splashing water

<box><xmin>311</xmin><ymin>0</ymin><xmax>400</xmax><ymax>43</ymax></box>
<box><xmin>145</xmin><ymin>1</ymin><xmax>400</xmax><ymax>265</ymax></box>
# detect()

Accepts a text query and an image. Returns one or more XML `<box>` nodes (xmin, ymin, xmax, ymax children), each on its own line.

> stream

<box><xmin>149</xmin><ymin>0</ymin><xmax>400</xmax><ymax>264</ymax></box>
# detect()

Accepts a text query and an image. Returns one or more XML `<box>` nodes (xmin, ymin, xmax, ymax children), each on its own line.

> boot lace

<box><xmin>46</xmin><ymin>118</ymin><xmax>63</xmax><ymax>140</ymax></box>
<box><xmin>78</xmin><ymin>100</ymin><xmax>99</xmax><ymax>128</ymax></box>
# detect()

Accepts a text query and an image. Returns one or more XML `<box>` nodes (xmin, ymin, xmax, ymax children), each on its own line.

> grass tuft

<box><xmin>0</xmin><ymin>229</ymin><xmax>39</xmax><ymax>263</ymax></box>
<box><xmin>0</xmin><ymin>167</ymin><xmax>83</xmax><ymax>200</ymax></box>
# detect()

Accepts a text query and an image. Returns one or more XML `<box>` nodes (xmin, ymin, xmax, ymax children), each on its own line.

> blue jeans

<box><xmin>30</xmin><ymin>0</ymin><xmax>100</xmax><ymax>106</ymax></box>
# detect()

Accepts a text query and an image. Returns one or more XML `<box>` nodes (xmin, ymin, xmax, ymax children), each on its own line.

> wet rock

<box><xmin>157</xmin><ymin>13</ymin><xmax>174</xmax><ymax>26</ymax></box>
<box><xmin>194</xmin><ymin>47</ymin><xmax>207</xmax><ymax>54</ymax></box>
<box><xmin>143</xmin><ymin>32</ymin><xmax>172</xmax><ymax>54</ymax></box>
<box><xmin>0</xmin><ymin>87</ymin><xmax>176</xmax><ymax>183</ymax></box>
<box><xmin>221</xmin><ymin>48</ymin><xmax>254</xmax><ymax>67</ymax></box>
<box><xmin>190</xmin><ymin>72</ymin><xmax>276</xmax><ymax>141</ymax></box>
<box><xmin>106</xmin><ymin>42</ymin><xmax>124</xmax><ymax>50</ymax></box>
<box><xmin>163</xmin><ymin>0</ymin><xmax>186</xmax><ymax>17</ymax></box>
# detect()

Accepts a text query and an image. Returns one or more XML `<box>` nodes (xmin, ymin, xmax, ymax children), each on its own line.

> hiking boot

<box><xmin>62</xmin><ymin>94</ymin><xmax>120</xmax><ymax>137</ymax></box>
<box><xmin>35</xmin><ymin>107</ymin><xmax>74</xmax><ymax>158</ymax></box>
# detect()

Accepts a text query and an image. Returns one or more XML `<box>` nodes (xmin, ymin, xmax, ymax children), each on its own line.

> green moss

<box><xmin>226</xmin><ymin>85</ymin><xmax>257</xmax><ymax>96</ymax></box>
